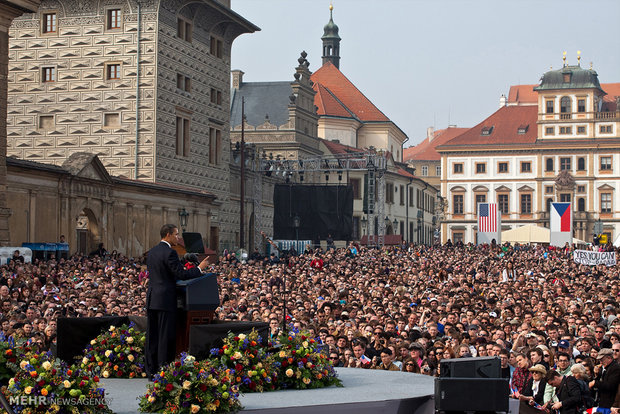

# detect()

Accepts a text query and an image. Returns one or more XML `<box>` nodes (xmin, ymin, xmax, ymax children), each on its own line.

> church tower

<box><xmin>321</xmin><ymin>4</ymin><xmax>341</xmax><ymax>68</ymax></box>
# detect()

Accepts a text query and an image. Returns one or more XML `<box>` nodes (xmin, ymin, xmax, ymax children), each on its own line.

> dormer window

<box><xmin>517</xmin><ymin>124</ymin><xmax>529</xmax><ymax>134</ymax></box>
<box><xmin>481</xmin><ymin>126</ymin><xmax>493</xmax><ymax>136</ymax></box>
<box><xmin>563</xmin><ymin>73</ymin><xmax>571</xmax><ymax>83</ymax></box>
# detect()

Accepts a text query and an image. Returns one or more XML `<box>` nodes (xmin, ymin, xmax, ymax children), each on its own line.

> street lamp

<box><xmin>393</xmin><ymin>218</ymin><xmax>398</xmax><ymax>235</ymax></box>
<box><xmin>361</xmin><ymin>216</ymin><xmax>368</xmax><ymax>243</ymax></box>
<box><xmin>178</xmin><ymin>208</ymin><xmax>189</xmax><ymax>233</ymax></box>
<box><xmin>293</xmin><ymin>214</ymin><xmax>301</xmax><ymax>252</ymax></box>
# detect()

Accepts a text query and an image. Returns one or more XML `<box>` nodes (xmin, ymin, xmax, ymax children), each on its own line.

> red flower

<box><xmin>199</xmin><ymin>384</ymin><xmax>207</xmax><ymax>392</ymax></box>
<box><xmin>37</xmin><ymin>380</ymin><xmax>45</xmax><ymax>387</ymax></box>
<box><xmin>301</xmin><ymin>358</ymin><xmax>307</xmax><ymax>364</ymax></box>
<box><xmin>93</xmin><ymin>376</ymin><xmax>99</xmax><ymax>382</ymax></box>
<box><xmin>234</xmin><ymin>336</ymin><xmax>239</xmax><ymax>341</ymax></box>
<box><xmin>235</xmin><ymin>364</ymin><xmax>243</xmax><ymax>371</ymax></box>
<box><xmin>219</xmin><ymin>349</ymin><xmax>224</xmax><ymax>355</ymax></box>
<box><xmin>82</xmin><ymin>376</ymin><xmax>89</xmax><ymax>380</ymax></box>
<box><xmin>67</xmin><ymin>369</ymin><xmax>73</xmax><ymax>376</ymax></box>
<box><xmin>5</xmin><ymin>349</ymin><xmax>12</xmax><ymax>356</ymax></box>
<box><xmin>51</xmin><ymin>369</ymin><xmax>56</xmax><ymax>375</ymax></box>
<box><xmin>281</xmin><ymin>361</ymin><xmax>288</xmax><ymax>368</ymax></box>
<box><xmin>79</xmin><ymin>381</ymin><xmax>85</xmax><ymax>387</ymax></box>
<box><xmin>185</xmin><ymin>392</ymin><xmax>191</xmax><ymax>398</ymax></box>
<box><xmin>175</xmin><ymin>361</ymin><xmax>181</xmax><ymax>367</ymax></box>
<box><xmin>165</xmin><ymin>383</ymin><xmax>174</xmax><ymax>392</ymax></box>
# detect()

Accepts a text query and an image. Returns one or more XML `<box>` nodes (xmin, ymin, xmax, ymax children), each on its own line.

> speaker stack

<box><xmin>435</xmin><ymin>357</ymin><xmax>509</xmax><ymax>413</ymax></box>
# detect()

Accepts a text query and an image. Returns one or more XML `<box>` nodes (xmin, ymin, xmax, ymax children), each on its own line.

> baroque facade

<box><xmin>438</xmin><ymin>62</ymin><xmax>620</xmax><ymax>244</ymax></box>
<box><xmin>6</xmin><ymin>0</ymin><xmax>259</xmax><ymax>252</ymax></box>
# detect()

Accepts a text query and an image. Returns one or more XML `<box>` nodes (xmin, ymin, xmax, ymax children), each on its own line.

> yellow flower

<box><xmin>191</xmin><ymin>404</ymin><xmax>200</xmax><ymax>413</ymax></box>
<box><xmin>183</xmin><ymin>380</ymin><xmax>191</xmax><ymax>390</ymax></box>
<box><xmin>109</xmin><ymin>326</ymin><xmax>115</xmax><ymax>331</ymax></box>
<box><xmin>128</xmin><ymin>354</ymin><xmax>135</xmax><ymax>362</ymax></box>
<box><xmin>233</xmin><ymin>351</ymin><xmax>242</xmax><ymax>360</ymax></box>
<box><xmin>207</xmin><ymin>403</ymin><xmax>217</xmax><ymax>411</ymax></box>
<box><xmin>63</xmin><ymin>380</ymin><xmax>71</xmax><ymax>388</ymax></box>
<box><xmin>42</xmin><ymin>361</ymin><xmax>52</xmax><ymax>370</ymax></box>
<box><xmin>20</xmin><ymin>360</ymin><xmax>28</xmax><ymax>370</ymax></box>
<box><xmin>105</xmin><ymin>350</ymin><xmax>112</xmax><ymax>358</ymax></box>
<box><xmin>307</xmin><ymin>362</ymin><xmax>313</xmax><ymax>368</ymax></box>
<box><xmin>238</xmin><ymin>333</ymin><xmax>246</xmax><ymax>341</ymax></box>
<box><xmin>148</xmin><ymin>396</ymin><xmax>156</xmax><ymax>403</ymax></box>
<box><xmin>126</xmin><ymin>337</ymin><xmax>134</xmax><ymax>344</ymax></box>
<box><xmin>82</xmin><ymin>357</ymin><xmax>89</xmax><ymax>365</ymax></box>
<box><xmin>285</xmin><ymin>369</ymin><xmax>294</xmax><ymax>377</ymax></box>
<box><xmin>102</xmin><ymin>371</ymin><xmax>110</xmax><ymax>378</ymax></box>
<box><xmin>90</xmin><ymin>340</ymin><xmax>96</xmax><ymax>345</ymax></box>
<box><xmin>279</xmin><ymin>351</ymin><xmax>286</xmax><ymax>358</ymax></box>
<box><xmin>25</xmin><ymin>386</ymin><xmax>32</xmax><ymax>394</ymax></box>
<box><xmin>303</xmin><ymin>377</ymin><xmax>311</xmax><ymax>384</ymax></box>
<box><xmin>302</xmin><ymin>341</ymin><xmax>308</xmax><ymax>348</ymax></box>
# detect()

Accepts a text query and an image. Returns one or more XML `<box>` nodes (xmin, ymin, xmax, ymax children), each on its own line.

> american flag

<box><xmin>478</xmin><ymin>203</ymin><xmax>497</xmax><ymax>233</ymax></box>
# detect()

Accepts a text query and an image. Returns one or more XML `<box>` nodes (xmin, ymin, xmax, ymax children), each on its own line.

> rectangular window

<box><xmin>520</xmin><ymin>161</ymin><xmax>531</xmax><ymax>173</ymax></box>
<box><xmin>350</xmin><ymin>178</ymin><xmax>361</xmax><ymax>199</ymax></box>
<box><xmin>176</xmin><ymin>115</ymin><xmax>191</xmax><ymax>157</ymax></box>
<box><xmin>453</xmin><ymin>194</ymin><xmax>463</xmax><ymax>215</ymax></box>
<box><xmin>577</xmin><ymin>185</ymin><xmax>586</xmax><ymax>193</ymax></box>
<box><xmin>103</xmin><ymin>113</ymin><xmax>120</xmax><ymax>128</ymax></box>
<box><xmin>498</xmin><ymin>194</ymin><xmax>509</xmax><ymax>214</ymax></box>
<box><xmin>560</xmin><ymin>157</ymin><xmax>571</xmax><ymax>171</ymax></box>
<box><xmin>601</xmin><ymin>193</ymin><xmax>612</xmax><ymax>213</ymax></box>
<box><xmin>452</xmin><ymin>231</ymin><xmax>464</xmax><ymax>244</ymax></box>
<box><xmin>400</xmin><ymin>185</ymin><xmax>405</xmax><ymax>205</ymax></box>
<box><xmin>107</xmin><ymin>8</ymin><xmax>121</xmax><ymax>30</ymax></box>
<box><xmin>177</xmin><ymin>18</ymin><xmax>192</xmax><ymax>42</ymax></box>
<box><xmin>210</xmin><ymin>37</ymin><xmax>223</xmax><ymax>58</ymax></box>
<box><xmin>600</xmin><ymin>156</ymin><xmax>612</xmax><ymax>171</ymax></box>
<box><xmin>453</xmin><ymin>163</ymin><xmax>463</xmax><ymax>174</ymax></box>
<box><xmin>545</xmin><ymin>186</ymin><xmax>554</xmax><ymax>194</ymax></box>
<box><xmin>42</xmin><ymin>13</ymin><xmax>57</xmax><ymax>34</ymax></box>
<box><xmin>560</xmin><ymin>193</ymin><xmax>571</xmax><ymax>203</ymax></box>
<box><xmin>520</xmin><ymin>194</ymin><xmax>532</xmax><ymax>214</ymax></box>
<box><xmin>210</xmin><ymin>88</ymin><xmax>222</xmax><ymax>105</ymax></box>
<box><xmin>498</xmin><ymin>162</ymin><xmax>508</xmax><ymax>173</ymax></box>
<box><xmin>409</xmin><ymin>187</ymin><xmax>413</xmax><ymax>207</ymax></box>
<box><xmin>475</xmin><ymin>163</ymin><xmax>486</xmax><ymax>174</ymax></box>
<box><xmin>546</xmin><ymin>100</ymin><xmax>554</xmax><ymax>114</ymax></box>
<box><xmin>421</xmin><ymin>166</ymin><xmax>428</xmax><ymax>176</ymax></box>
<box><xmin>177</xmin><ymin>74</ymin><xmax>191</xmax><ymax>92</ymax></box>
<box><xmin>436</xmin><ymin>166</ymin><xmax>441</xmax><ymax>176</ymax></box>
<box><xmin>106</xmin><ymin>63</ymin><xmax>121</xmax><ymax>80</ymax></box>
<box><xmin>386</xmin><ymin>183</ymin><xmax>394</xmax><ymax>204</ymax></box>
<box><xmin>475</xmin><ymin>194</ymin><xmax>486</xmax><ymax>213</ymax></box>
<box><xmin>559</xmin><ymin>126</ymin><xmax>572</xmax><ymax>135</ymax></box>
<box><xmin>38</xmin><ymin>115</ymin><xmax>54</xmax><ymax>130</ymax></box>
<box><xmin>42</xmin><ymin>66</ymin><xmax>55</xmax><ymax>82</ymax></box>
<box><xmin>577</xmin><ymin>99</ymin><xmax>586</xmax><ymax>112</ymax></box>
<box><xmin>577</xmin><ymin>126</ymin><xmax>586</xmax><ymax>134</ymax></box>
<box><xmin>545</xmin><ymin>126</ymin><xmax>554</xmax><ymax>135</ymax></box>
<box><xmin>209</xmin><ymin>127</ymin><xmax>221</xmax><ymax>165</ymax></box>
<box><xmin>600</xmin><ymin>125</ymin><xmax>613</xmax><ymax>134</ymax></box>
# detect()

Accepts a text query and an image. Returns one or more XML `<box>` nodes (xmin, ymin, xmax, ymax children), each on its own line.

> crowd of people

<box><xmin>1</xmin><ymin>239</ymin><xmax>620</xmax><ymax>412</ymax></box>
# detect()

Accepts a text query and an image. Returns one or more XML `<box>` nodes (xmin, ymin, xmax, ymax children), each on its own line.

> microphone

<box><xmin>184</xmin><ymin>253</ymin><xmax>199</xmax><ymax>264</ymax></box>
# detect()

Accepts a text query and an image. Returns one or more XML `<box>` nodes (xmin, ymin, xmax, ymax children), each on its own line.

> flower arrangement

<box><xmin>0</xmin><ymin>333</ymin><xmax>21</xmax><ymax>384</ymax></box>
<box><xmin>209</xmin><ymin>330</ymin><xmax>278</xmax><ymax>393</ymax></box>
<box><xmin>139</xmin><ymin>353</ymin><xmax>241</xmax><ymax>414</ymax></box>
<box><xmin>268</xmin><ymin>329</ymin><xmax>341</xmax><ymax>390</ymax></box>
<box><xmin>3</xmin><ymin>350</ymin><xmax>113</xmax><ymax>414</ymax></box>
<box><xmin>78</xmin><ymin>323</ymin><xmax>146</xmax><ymax>379</ymax></box>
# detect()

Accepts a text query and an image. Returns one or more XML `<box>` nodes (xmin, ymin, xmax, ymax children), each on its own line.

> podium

<box><xmin>175</xmin><ymin>273</ymin><xmax>219</xmax><ymax>354</ymax></box>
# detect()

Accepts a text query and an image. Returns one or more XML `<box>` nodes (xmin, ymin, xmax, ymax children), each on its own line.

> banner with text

<box><xmin>574</xmin><ymin>250</ymin><xmax>617</xmax><ymax>266</ymax></box>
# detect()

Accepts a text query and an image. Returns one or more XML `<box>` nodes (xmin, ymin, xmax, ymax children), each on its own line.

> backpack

<box><xmin>575</xmin><ymin>377</ymin><xmax>596</xmax><ymax>409</ymax></box>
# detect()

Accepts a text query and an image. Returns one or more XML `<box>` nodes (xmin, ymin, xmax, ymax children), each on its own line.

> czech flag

<box><xmin>551</xmin><ymin>202</ymin><xmax>572</xmax><ymax>232</ymax></box>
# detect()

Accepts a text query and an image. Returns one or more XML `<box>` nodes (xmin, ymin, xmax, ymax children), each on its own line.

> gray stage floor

<box><xmin>102</xmin><ymin>368</ymin><xmax>435</xmax><ymax>414</ymax></box>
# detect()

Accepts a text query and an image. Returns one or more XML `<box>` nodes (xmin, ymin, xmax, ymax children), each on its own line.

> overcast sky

<box><xmin>230</xmin><ymin>0</ymin><xmax>620</xmax><ymax>147</ymax></box>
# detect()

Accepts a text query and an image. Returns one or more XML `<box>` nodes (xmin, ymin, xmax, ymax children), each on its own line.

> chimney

<box><xmin>499</xmin><ymin>94</ymin><xmax>507</xmax><ymax>108</ymax></box>
<box><xmin>427</xmin><ymin>126</ymin><xmax>435</xmax><ymax>142</ymax></box>
<box><xmin>231</xmin><ymin>69</ymin><xmax>244</xmax><ymax>90</ymax></box>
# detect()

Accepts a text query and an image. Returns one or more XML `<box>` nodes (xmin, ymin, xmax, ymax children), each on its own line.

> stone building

<box><xmin>5</xmin><ymin>0</ymin><xmax>259</xmax><ymax>252</ymax></box>
<box><xmin>438</xmin><ymin>61</ymin><xmax>620</xmax><ymax>244</ymax></box>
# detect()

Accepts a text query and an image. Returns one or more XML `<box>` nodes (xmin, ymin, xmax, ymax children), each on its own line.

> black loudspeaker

<box><xmin>435</xmin><ymin>377</ymin><xmax>509</xmax><ymax>411</ymax></box>
<box><xmin>440</xmin><ymin>356</ymin><xmax>501</xmax><ymax>378</ymax></box>
<box><xmin>182</xmin><ymin>232</ymin><xmax>205</xmax><ymax>254</ymax></box>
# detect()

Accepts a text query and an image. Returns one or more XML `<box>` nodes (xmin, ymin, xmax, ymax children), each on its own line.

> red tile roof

<box><xmin>311</xmin><ymin>61</ymin><xmax>390</xmax><ymax>122</ymax></box>
<box><xmin>403</xmin><ymin>127</ymin><xmax>469</xmax><ymax>161</ymax></box>
<box><xmin>507</xmin><ymin>84</ymin><xmax>538</xmax><ymax>105</ymax></box>
<box><xmin>396</xmin><ymin>168</ymin><xmax>415</xmax><ymax>178</ymax></box>
<box><xmin>321</xmin><ymin>138</ymin><xmax>364</xmax><ymax>156</ymax></box>
<box><xmin>314</xmin><ymin>82</ymin><xmax>354</xmax><ymax>119</ymax></box>
<box><xmin>437</xmin><ymin>105</ymin><xmax>538</xmax><ymax>149</ymax></box>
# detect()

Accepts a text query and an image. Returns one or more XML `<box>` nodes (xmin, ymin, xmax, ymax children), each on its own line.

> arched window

<box><xmin>560</xmin><ymin>96</ymin><xmax>571</xmax><ymax>113</ymax></box>
<box><xmin>546</xmin><ymin>158</ymin><xmax>554</xmax><ymax>172</ymax></box>
<box><xmin>578</xmin><ymin>198</ymin><xmax>585</xmax><ymax>212</ymax></box>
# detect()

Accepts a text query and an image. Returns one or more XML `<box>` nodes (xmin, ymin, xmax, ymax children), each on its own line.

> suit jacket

<box><xmin>146</xmin><ymin>241</ymin><xmax>202</xmax><ymax>311</ymax></box>
<box><xmin>593</xmin><ymin>359</ymin><xmax>620</xmax><ymax>408</ymax></box>
<box><xmin>555</xmin><ymin>375</ymin><xmax>582</xmax><ymax>414</ymax></box>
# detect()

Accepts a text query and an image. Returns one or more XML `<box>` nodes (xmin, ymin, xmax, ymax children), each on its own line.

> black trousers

<box><xmin>145</xmin><ymin>309</ymin><xmax>176</xmax><ymax>377</ymax></box>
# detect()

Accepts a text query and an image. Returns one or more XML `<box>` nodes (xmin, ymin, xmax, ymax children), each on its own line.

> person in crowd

<box><xmin>589</xmin><ymin>348</ymin><xmax>620</xmax><ymax>412</ymax></box>
<box><xmin>545</xmin><ymin>369</ymin><xmax>583</xmax><ymax>414</ymax></box>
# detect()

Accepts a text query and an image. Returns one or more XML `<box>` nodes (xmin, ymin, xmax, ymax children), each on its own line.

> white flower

<box><xmin>109</xmin><ymin>326</ymin><xmax>116</xmax><ymax>331</ymax></box>
<box><xmin>42</xmin><ymin>361</ymin><xmax>52</xmax><ymax>370</ymax></box>
<box><xmin>238</xmin><ymin>333</ymin><xmax>246</xmax><ymax>340</ymax></box>
<box><xmin>105</xmin><ymin>350</ymin><xmax>112</xmax><ymax>358</ymax></box>
<box><xmin>183</xmin><ymin>380</ymin><xmax>191</xmax><ymax>389</ymax></box>
<box><xmin>82</xmin><ymin>357</ymin><xmax>88</xmax><ymax>365</ymax></box>
<box><xmin>63</xmin><ymin>380</ymin><xmax>71</xmax><ymax>388</ymax></box>
<box><xmin>126</xmin><ymin>337</ymin><xmax>134</xmax><ymax>344</ymax></box>
<box><xmin>20</xmin><ymin>360</ymin><xmax>29</xmax><ymax>370</ymax></box>
<box><xmin>90</xmin><ymin>340</ymin><xmax>96</xmax><ymax>345</ymax></box>
<box><xmin>233</xmin><ymin>351</ymin><xmax>242</xmax><ymax>360</ymax></box>
<box><xmin>302</xmin><ymin>341</ymin><xmax>308</xmax><ymax>348</ymax></box>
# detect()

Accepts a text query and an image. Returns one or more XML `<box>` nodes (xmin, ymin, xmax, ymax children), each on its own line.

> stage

<box><xmin>102</xmin><ymin>368</ymin><xmax>435</xmax><ymax>414</ymax></box>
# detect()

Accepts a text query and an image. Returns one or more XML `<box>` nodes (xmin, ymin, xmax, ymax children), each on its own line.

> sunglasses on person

<box><xmin>406</xmin><ymin>363</ymin><xmax>415</xmax><ymax>367</ymax></box>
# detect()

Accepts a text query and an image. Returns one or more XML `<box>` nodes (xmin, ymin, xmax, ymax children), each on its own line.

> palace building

<box><xmin>438</xmin><ymin>60</ymin><xmax>620</xmax><ymax>244</ymax></box>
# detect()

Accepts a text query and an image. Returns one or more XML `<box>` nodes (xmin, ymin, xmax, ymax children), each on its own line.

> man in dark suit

<box><xmin>145</xmin><ymin>224</ymin><xmax>209</xmax><ymax>377</ymax></box>
<box><xmin>590</xmin><ymin>348</ymin><xmax>620</xmax><ymax>411</ymax></box>
<box><xmin>546</xmin><ymin>369</ymin><xmax>582</xmax><ymax>414</ymax></box>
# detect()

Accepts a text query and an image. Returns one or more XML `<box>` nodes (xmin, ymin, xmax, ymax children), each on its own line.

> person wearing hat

<box><xmin>589</xmin><ymin>347</ymin><xmax>620</xmax><ymax>411</ymax></box>
<box><xmin>518</xmin><ymin>364</ymin><xmax>551</xmax><ymax>410</ymax></box>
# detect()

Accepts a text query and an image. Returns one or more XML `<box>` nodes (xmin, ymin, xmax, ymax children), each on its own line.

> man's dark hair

<box><xmin>160</xmin><ymin>224</ymin><xmax>177</xmax><ymax>239</ymax></box>
<box><xmin>556</xmin><ymin>351</ymin><xmax>570</xmax><ymax>361</ymax></box>
<box><xmin>351</xmin><ymin>339</ymin><xmax>366</xmax><ymax>349</ymax></box>
<box><xmin>545</xmin><ymin>369</ymin><xmax>561</xmax><ymax>382</ymax></box>
<box><xmin>380</xmin><ymin>348</ymin><xmax>392</xmax><ymax>356</ymax></box>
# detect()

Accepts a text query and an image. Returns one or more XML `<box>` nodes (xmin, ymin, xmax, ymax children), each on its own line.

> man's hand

<box><xmin>551</xmin><ymin>401</ymin><xmax>562</xmax><ymax>410</ymax></box>
<box><xmin>198</xmin><ymin>257</ymin><xmax>209</xmax><ymax>271</ymax></box>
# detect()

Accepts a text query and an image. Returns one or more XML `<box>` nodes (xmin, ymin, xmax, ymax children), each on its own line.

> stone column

<box><xmin>0</xmin><ymin>1</ymin><xmax>42</xmax><ymax>245</ymax></box>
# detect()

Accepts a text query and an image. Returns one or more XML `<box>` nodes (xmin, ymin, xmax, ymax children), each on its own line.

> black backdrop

<box><xmin>273</xmin><ymin>184</ymin><xmax>353</xmax><ymax>241</ymax></box>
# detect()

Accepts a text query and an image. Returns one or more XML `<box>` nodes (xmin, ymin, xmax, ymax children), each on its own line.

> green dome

<box><xmin>322</xmin><ymin>9</ymin><xmax>340</xmax><ymax>41</ymax></box>
<box><xmin>534</xmin><ymin>65</ymin><xmax>604</xmax><ymax>93</ymax></box>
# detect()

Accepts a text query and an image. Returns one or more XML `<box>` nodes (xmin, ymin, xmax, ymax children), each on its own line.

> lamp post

<box><xmin>361</xmin><ymin>216</ymin><xmax>367</xmax><ymax>245</ymax></box>
<box><xmin>178</xmin><ymin>208</ymin><xmax>189</xmax><ymax>233</ymax></box>
<box><xmin>393</xmin><ymin>218</ymin><xmax>398</xmax><ymax>237</ymax></box>
<box><xmin>293</xmin><ymin>214</ymin><xmax>300</xmax><ymax>254</ymax></box>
